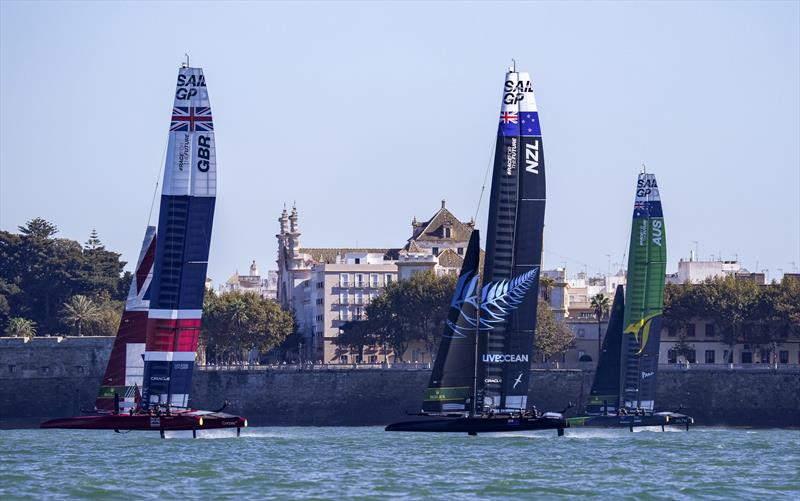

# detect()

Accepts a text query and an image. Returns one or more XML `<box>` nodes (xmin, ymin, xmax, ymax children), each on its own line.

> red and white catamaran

<box><xmin>41</xmin><ymin>63</ymin><xmax>246</xmax><ymax>437</ymax></box>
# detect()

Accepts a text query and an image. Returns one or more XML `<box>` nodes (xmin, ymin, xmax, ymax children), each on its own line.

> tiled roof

<box><xmin>409</xmin><ymin>206</ymin><xmax>474</xmax><ymax>243</ymax></box>
<box><xmin>302</xmin><ymin>248</ymin><xmax>401</xmax><ymax>264</ymax></box>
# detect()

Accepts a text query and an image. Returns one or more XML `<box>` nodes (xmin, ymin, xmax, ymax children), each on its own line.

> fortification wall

<box><xmin>1</xmin><ymin>337</ymin><xmax>797</xmax><ymax>428</ymax></box>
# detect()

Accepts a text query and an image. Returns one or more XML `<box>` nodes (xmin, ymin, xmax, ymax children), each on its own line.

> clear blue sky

<box><xmin>2</xmin><ymin>1</ymin><xmax>798</xmax><ymax>283</ymax></box>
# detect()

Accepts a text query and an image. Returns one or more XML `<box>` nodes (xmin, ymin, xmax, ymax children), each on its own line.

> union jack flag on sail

<box><xmin>170</xmin><ymin>106</ymin><xmax>214</xmax><ymax>132</ymax></box>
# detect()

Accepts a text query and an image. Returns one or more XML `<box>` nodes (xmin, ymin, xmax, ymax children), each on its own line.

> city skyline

<box><xmin>2</xmin><ymin>1</ymin><xmax>798</xmax><ymax>283</ymax></box>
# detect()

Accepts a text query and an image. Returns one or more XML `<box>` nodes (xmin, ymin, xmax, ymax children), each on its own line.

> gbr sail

<box><xmin>423</xmin><ymin>230</ymin><xmax>482</xmax><ymax>414</ymax></box>
<box><xmin>480</xmin><ymin>66</ymin><xmax>546</xmax><ymax>411</ymax></box>
<box><xmin>621</xmin><ymin>172</ymin><xmax>666</xmax><ymax>411</ymax></box>
<box><xmin>140</xmin><ymin>66</ymin><xmax>217</xmax><ymax>410</ymax></box>
<box><xmin>95</xmin><ymin>226</ymin><xmax>156</xmax><ymax>412</ymax></box>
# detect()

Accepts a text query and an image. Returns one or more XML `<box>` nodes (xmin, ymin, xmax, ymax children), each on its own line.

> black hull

<box><xmin>385</xmin><ymin>415</ymin><xmax>566</xmax><ymax>435</ymax></box>
<box><xmin>567</xmin><ymin>412</ymin><xmax>693</xmax><ymax>430</ymax></box>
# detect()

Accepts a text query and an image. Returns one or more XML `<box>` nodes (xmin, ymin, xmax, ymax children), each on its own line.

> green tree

<box><xmin>201</xmin><ymin>290</ymin><xmax>294</xmax><ymax>364</ymax></box>
<box><xmin>534</xmin><ymin>298</ymin><xmax>575</xmax><ymax>363</ymax></box>
<box><xmin>18</xmin><ymin>217</ymin><xmax>58</xmax><ymax>239</ymax></box>
<box><xmin>61</xmin><ymin>295</ymin><xmax>101</xmax><ymax>336</ymax></box>
<box><xmin>590</xmin><ymin>293</ymin><xmax>611</xmax><ymax>360</ymax></box>
<box><xmin>81</xmin><ymin>291</ymin><xmax>124</xmax><ymax>337</ymax></box>
<box><xmin>539</xmin><ymin>275</ymin><xmax>555</xmax><ymax>302</ymax></box>
<box><xmin>5</xmin><ymin>317</ymin><xmax>37</xmax><ymax>340</ymax></box>
<box><xmin>84</xmin><ymin>228</ymin><xmax>103</xmax><ymax>250</ymax></box>
<box><xmin>0</xmin><ymin>219</ymin><xmax>129</xmax><ymax>334</ymax></box>
<box><xmin>363</xmin><ymin>271</ymin><xmax>456</xmax><ymax>362</ymax></box>
<box><xmin>335</xmin><ymin>320</ymin><xmax>377</xmax><ymax>362</ymax></box>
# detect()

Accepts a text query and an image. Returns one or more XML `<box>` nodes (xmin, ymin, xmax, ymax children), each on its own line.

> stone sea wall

<box><xmin>1</xmin><ymin>337</ymin><xmax>798</xmax><ymax>428</ymax></box>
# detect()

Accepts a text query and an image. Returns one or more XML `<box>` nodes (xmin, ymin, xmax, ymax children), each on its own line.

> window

<box><xmin>340</xmin><ymin>292</ymin><xmax>349</xmax><ymax>305</ymax></box>
<box><xmin>686</xmin><ymin>350</ymin><xmax>697</xmax><ymax>363</ymax></box>
<box><xmin>355</xmin><ymin>274</ymin><xmax>364</xmax><ymax>287</ymax></box>
<box><xmin>354</xmin><ymin>292</ymin><xmax>363</xmax><ymax>305</ymax></box>
<box><xmin>457</xmin><ymin>247</ymin><xmax>464</xmax><ymax>255</ymax></box>
<box><xmin>354</xmin><ymin>258</ymin><xmax>361</xmax><ymax>264</ymax></box>
<box><xmin>706</xmin><ymin>323</ymin><xmax>715</xmax><ymax>337</ymax></box>
<box><xmin>316</xmin><ymin>314</ymin><xmax>323</xmax><ymax>322</ymax></box>
<box><xmin>369</xmin><ymin>355</ymin><xmax>378</xmax><ymax>364</ymax></box>
<box><xmin>705</xmin><ymin>350</ymin><xmax>715</xmax><ymax>364</ymax></box>
<box><xmin>432</xmin><ymin>247</ymin><xmax>439</xmax><ymax>255</ymax></box>
<box><xmin>687</xmin><ymin>324</ymin><xmax>696</xmax><ymax>337</ymax></box>
<box><xmin>667</xmin><ymin>350</ymin><xmax>677</xmax><ymax>364</ymax></box>
<box><xmin>723</xmin><ymin>350</ymin><xmax>732</xmax><ymax>363</ymax></box>
<box><xmin>741</xmin><ymin>351</ymin><xmax>753</xmax><ymax>364</ymax></box>
<box><xmin>339</xmin><ymin>309</ymin><xmax>348</xmax><ymax>321</ymax></box>
<box><xmin>340</xmin><ymin>355</ymin><xmax>348</xmax><ymax>364</ymax></box>
<box><xmin>317</xmin><ymin>281</ymin><xmax>324</xmax><ymax>289</ymax></box>
<box><xmin>369</xmin><ymin>273</ymin><xmax>379</xmax><ymax>287</ymax></box>
<box><xmin>385</xmin><ymin>274</ymin><xmax>393</xmax><ymax>285</ymax></box>
<box><xmin>779</xmin><ymin>350</ymin><xmax>789</xmax><ymax>364</ymax></box>
<box><xmin>355</xmin><ymin>307</ymin><xmax>364</xmax><ymax>320</ymax></box>
<box><xmin>760</xmin><ymin>349</ymin><xmax>771</xmax><ymax>364</ymax></box>
<box><xmin>444</xmin><ymin>227</ymin><xmax>452</xmax><ymax>238</ymax></box>
<box><xmin>340</xmin><ymin>273</ymin><xmax>350</xmax><ymax>287</ymax></box>
<box><xmin>8</xmin><ymin>365</ymin><xmax>15</xmax><ymax>373</ymax></box>
<box><xmin>577</xmin><ymin>328</ymin><xmax>585</xmax><ymax>338</ymax></box>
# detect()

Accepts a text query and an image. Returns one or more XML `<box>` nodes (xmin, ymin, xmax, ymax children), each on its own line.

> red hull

<box><xmin>40</xmin><ymin>410</ymin><xmax>246</xmax><ymax>431</ymax></box>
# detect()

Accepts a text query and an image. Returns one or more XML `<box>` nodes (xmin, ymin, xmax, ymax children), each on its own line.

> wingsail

<box><xmin>481</xmin><ymin>66</ymin><xmax>546</xmax><ymax>411</ymax></box>
<box><xmin>95</xmin><ymin>226</ymin><xmax>155</xmax><ymax>412</ymax></box>
<box><xmin>141</xmin><ymin>66</ymin><xmax>217</xmax><ymax>410</ymax></box>
<box><xmin>620</xmin><ymin>172</ymin><xmax>666</xmax><ymax>411</ymax></box>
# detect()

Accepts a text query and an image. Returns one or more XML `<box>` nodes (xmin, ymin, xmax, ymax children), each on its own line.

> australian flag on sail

<box><xmin>170</xmin><ymin>106</ymin><xmax>214</xmax><ymax>132</ymax></box>
<box><xmin>499</xmin><ymin>111</ymin><xmax>541</xmax><ymax>137</ymax></box>
<box><xmin>633</xmin><ymin>201</ymin><xmax>663</xmax><ymax>218</ymax></box>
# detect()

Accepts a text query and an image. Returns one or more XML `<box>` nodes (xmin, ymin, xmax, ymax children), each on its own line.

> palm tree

<box><xmin>61</xmin><ymin>295</ymin><xmax>101</xmax><ymax>336</ymax></box>
<box><xmin>5</xmin><ymin>317</ymin><xmax>37</xmax><ymax>341</ymax></box>
<box><xmin>590</xmin><ymin>293</ymin><xmax>611</xmax><ymax>363</ymax></box>
<box><xmin>540</xmin><ymin>276</ymin><xmax>555</xmax><ymax>302</ymax></box>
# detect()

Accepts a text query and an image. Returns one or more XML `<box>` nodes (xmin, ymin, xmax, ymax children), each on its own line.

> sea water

<box><xmin>1</xmin><ymin>427</ymin><xmax>798</xmax><ymax>499</ymax></box>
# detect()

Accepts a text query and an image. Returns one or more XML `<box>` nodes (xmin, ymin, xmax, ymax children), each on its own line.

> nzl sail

<box><xmin>423</xmin><ymin>230</ymin><xmax>482</xmax><ymax>414</ymax></box>
<box><xmin>141</xmin><ymin>66</ymin><xmax>217</xmax><ymax>410</ymax></box>
<box><xmin>95</xmin><ymin>226</ymin><xmax>156</xmax><ymax>412</ymax></box>
<box><xmin>585</xmin><ymin>285</ymin><xmax>624</xmax><ymax>415</ymax></box>
<box><xmin>621</xmin><ymin>172</ymin><xmax>666</xmax><ymax>411</ymax></box>
<box><xmin>480</xmin><ymin>66</ymin><xmax>546</xmax><ymax>411</ymax></box>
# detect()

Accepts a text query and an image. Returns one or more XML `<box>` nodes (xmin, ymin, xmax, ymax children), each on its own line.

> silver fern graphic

<box><xmin>479</xmin><ymin>268</ymin><xmax>539</xmax><ymax>329</ymax></box>
<box><xmin>443</xmin><ymin>272</ymin><xmax>479</xmax><ymax>338</ymax></box>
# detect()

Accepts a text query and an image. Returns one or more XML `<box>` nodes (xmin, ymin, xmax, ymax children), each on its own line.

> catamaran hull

<box><xmin>386</xmin><ymin>415</ymin><xmax>566</xmax><ymax>435</ymax></box>
<box><xmin>567</xmin><ymin>412</ymin><xmax>693</xmax><ymax>430</ymax></box>
<box><xmin>40</xmin><ymin>411</ymin><xmax>246</xmax><ymax>432</ymax></box>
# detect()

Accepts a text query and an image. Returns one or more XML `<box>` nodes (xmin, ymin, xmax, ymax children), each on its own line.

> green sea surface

<box><xmin>1</xmin><ymin>427</ymin><xmax>798</xmax><ymax>499</ymax></box>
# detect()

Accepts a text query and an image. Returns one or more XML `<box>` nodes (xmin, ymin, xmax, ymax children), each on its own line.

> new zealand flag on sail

<box><xmin>499</xmin><ymin>111</ymin><xmax>541</xmax><ymax>137</ymax></box>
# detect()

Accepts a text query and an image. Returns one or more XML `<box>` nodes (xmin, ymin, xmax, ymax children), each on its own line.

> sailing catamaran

<box><xmin>41</xmin><ymin>64</ymin><xmax>247</xmax><ymax>437</ymax></box>
<box><xmin>567</xmin><ymin>171</ymin><xmax>693</xmax><ymax>430</ymax></box>
<box><xmin>386</xmin><ymin>65</ymin><xmax>567</xmax><ymax>435</ymax></box>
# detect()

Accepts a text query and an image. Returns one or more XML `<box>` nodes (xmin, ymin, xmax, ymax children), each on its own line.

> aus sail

<box><xmin>481</xmin><ymin>66</ymin><xmax>546</xmax><ymax>411</ymax></box>
<box><xmin>621</xmin><ymin>172</ymin><xmax>666</xmax><ymax>411</ymax></box>
<box><xmin>141</xmin><ymin>65</ymin><xmax>217</xmax><ymax>410</ymax></box>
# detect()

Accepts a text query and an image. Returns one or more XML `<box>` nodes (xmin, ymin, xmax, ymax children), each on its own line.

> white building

<box><xmin>218</xmin><ymin>260</ymin><xmax>278</xmax><ymax>300</ymax></box>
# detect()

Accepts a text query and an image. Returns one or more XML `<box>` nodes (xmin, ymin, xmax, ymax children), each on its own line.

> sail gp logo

<box><xmin>503</xmin><ymin>79</ymin><xmax>533</xmax><ymax>104</ymax></box>
<box><xmin>482</xmin><ymin>354</ymin><xmax>529</xmax><ymax>363</ymax></box>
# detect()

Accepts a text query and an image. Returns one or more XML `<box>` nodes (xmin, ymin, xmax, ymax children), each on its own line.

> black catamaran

<box><xmin>567</xmin><ymin>172</ymin><xmax>693</xmax><ymax>430</ymax></box>
<box><xmin>386</xmin><ymin>64</ymin><xmax>566</xmax><ymax>435</ymax></box>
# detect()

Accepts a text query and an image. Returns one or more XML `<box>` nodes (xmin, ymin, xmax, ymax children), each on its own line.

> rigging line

<box><xmin>147</xmin><ymin>138</ymin><xmax>169</xmax><ymax>226</ymax></box>
<box><xmin>473</xmin><ymin>136</ymin><xmax>497</xmax><ymax>224</ymax></box>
